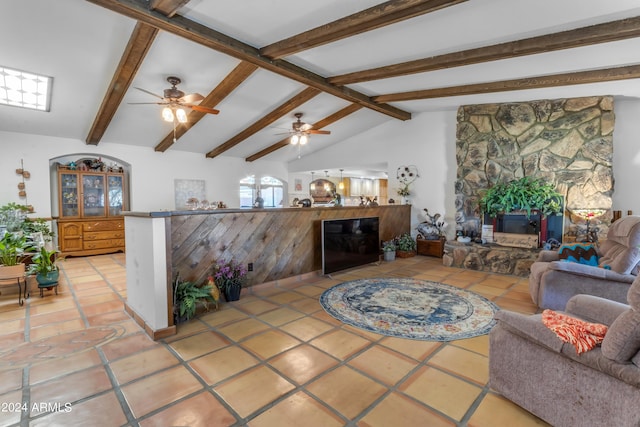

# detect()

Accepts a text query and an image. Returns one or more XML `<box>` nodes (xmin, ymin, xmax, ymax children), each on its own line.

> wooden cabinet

<box><xmin>417</xmin><ymin>236</ymin><xmax>445</xmax><ymax>258</ymax></box>
<box><xmin>57</xmin><ymin>167</ymin><xmax>127</xmax><ymax>257</ymax></box>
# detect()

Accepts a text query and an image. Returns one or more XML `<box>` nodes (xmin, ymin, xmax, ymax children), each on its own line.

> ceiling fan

<box><xmin>130</xmin><ymin>76</ymin><xmax>219</xmax><ymax>123</ymax></box>
<box><xmin>288</xmin><ymin>112</ymin><xmax>330</xmax><ymax>145</ymax></box>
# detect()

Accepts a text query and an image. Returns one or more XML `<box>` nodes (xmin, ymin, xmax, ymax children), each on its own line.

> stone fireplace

<box><xmin>454</xmin><ymin>95</ymin><xmax>614</xmax><ymax>243</ymax></box>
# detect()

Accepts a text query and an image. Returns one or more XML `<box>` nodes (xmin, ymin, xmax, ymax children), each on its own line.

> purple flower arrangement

<box><xmin>214</xmin><ymin>259</ymin><xmax>247</xmax><ymax>291</ymax></box>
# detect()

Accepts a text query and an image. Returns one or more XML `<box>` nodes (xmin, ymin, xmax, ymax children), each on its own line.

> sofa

<box><xmin>529</xmin><ymin>216</ymin><xmax>640</xmax><ymax>310</ymax></box>
<box><xmin>489</xmin><ymin>276</ymin><xmax>640</xmax><ymax>427</ymax></box>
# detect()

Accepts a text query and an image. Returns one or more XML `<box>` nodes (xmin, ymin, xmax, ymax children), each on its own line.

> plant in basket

<box><xmin>214</xmin><ymin>259</ymin><xmax>247</xmax><ymax>302</ymax></box>
<box><xmin>395</xmin><ymin>233</ymin><xmax>417</xmax><ymax>257</ymax></box>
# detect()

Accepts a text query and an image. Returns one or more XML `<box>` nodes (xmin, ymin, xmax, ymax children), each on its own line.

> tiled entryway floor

<box><xmin>0</xmin><ymin>254</ymin><xmax>549</xmax><ymax>426</ymax></box>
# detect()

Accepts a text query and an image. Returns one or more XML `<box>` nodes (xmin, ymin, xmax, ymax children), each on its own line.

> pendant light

<box><xmin>324</xmin><ymin>171</ymin><xmax>330</xmax><ymax>191</ymax></box>
<box><xmin>338</xmin><ymin>169</ymin><xmax>344</xmax><ymax>190</ymax></box>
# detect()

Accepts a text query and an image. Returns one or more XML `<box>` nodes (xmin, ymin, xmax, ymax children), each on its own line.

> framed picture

<box><xmin>294</xmin><ymin>178</ymin><xmax>302</xmax><ymax>192</ymax></box>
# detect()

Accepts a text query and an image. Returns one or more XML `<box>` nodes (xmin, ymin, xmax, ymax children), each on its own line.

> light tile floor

<box><xmin>0</xmin><ymin>254</ymin><xmax>550</xmax><ymax>426</ymax></box>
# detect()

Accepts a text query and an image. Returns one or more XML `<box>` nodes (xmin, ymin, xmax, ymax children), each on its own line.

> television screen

<box><xmin>321</xmin><ymin>217</ymin><xmax>380</xmax><ymax>275</ymax></box>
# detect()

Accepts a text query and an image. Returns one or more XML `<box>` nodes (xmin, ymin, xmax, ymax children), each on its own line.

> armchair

<box><xmin>529</xmin><ymin>216</ymin><xmax>640</xmax><ymax>310</ymax></box>
<box><xmin>489</xmin><ymin>276</ymin><xmax>640</xmax><ymax>427</ymax></box>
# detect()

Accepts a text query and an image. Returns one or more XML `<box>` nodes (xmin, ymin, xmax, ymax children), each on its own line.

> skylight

<box><xmin>0</xmin><ymin>66</ymin><xmax>52</xmax><ymax>111</ymax></box>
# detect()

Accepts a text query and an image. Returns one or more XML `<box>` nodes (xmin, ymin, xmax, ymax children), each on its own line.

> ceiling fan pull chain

<box><xmin>173</xmin><ymin>119</ymin><xmax>177</xmax><ymax>143</ymax></box>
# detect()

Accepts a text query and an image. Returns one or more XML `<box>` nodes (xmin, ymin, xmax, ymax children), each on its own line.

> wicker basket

<box><xmin>396</xmin><ymin>250</ymin><xmax>416</xmax><ymax>258</ymax></box>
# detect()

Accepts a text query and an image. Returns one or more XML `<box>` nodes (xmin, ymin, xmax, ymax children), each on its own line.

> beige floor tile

<box><xmin>399</xmin><ymin>366</ymin><xmax>482</xmax><ymax>421</ymax></box>
<box><xmin>30</xmin><ymin>391</ymin><xmax>128</xmax><ymax>427</ymax></box>
<box><xmin>468</xmin><ymin>393</ymin><xmax>550</xmax><ymax>427</ymax></box>
<box><xmin>357</xmin><ymin>391</ymin><xmax>455</xmax><ymax>427</ymax></box>
<box><xmin>29</xmin><ymin>308</ymin><xmax>81</xmax><ymax>327</ymax></box>
<box><xmin>109</xmin><ymin>346</ymin><xmax>179</xmax><ymax>385</ymax></box>
<box><xmin>189</xmin><ymin>346</ymin><xmax>259</xmax><ymax>385</ymax></box>
<box><xmin>468</xmin><ymin>284</ymin><xmax>506</xmax><ymax>298</ymax></box>
<box><xmin>217</xmin><ymin>318</ymin><xmax>271</xmax><ymax>342</ymax></box>
<box><xmin>0</xmin><ymin>368</ymin><xmax>23</xmax><ymax>395</ymax></box>
<box><xmin>236</xmin><ymin>299</ymin><xmax>280</xmax><ymax>315</ymax></box>
<box><xmin>309</xmin><ymin>329</ymin><xmax>371</xmax><ymax>360</ymax></box>
<box><xmin>306</xmin><ymin>365</ymin><xmax>387</xmax><ymax>419</ymax></box>
<box><xmin>429</xmin><ymin>344</ymin><xmax>489</xmax><ymax>385</ymax></box>
<box><xmin>311</xmin><ymin>309</ymin><xmax>344</xmax><ymax>326</ymax></box>
<box><xmin>168</xmin><ymin>331</ymin><xmax>230</xmax><ymax>360</ymax></box>
<box><xmin>269</xmin><ymin>344</ymin><xmax>339</xmax><ymax>385</ymax></box>
<box><xmin>379</xmin><ymin>336</ymin><xmax>443</xmax><ymax>361</ymax></box>
<box><xmin>0</xmin><ymin>390</ymin><xmax>22</xmax><ymax>426</ymax></box>
<box><xmin>164</xmin><ymin>318</ymin><xmax>209</xmax><ymax>342</ymax></box>
<box><xmin>240</xmin><ymin>330</ymin><xmax>301</xmax><ymax>359</ymax></box>
<box><xmin>341</xmin><ymin>324</ymin><xmax>385</xmax><ymax>342</ymax></box>
<box><xmin>250</xmin><ymin>391</ymin><xmax>345</xmax><ymax>427</ymax></box>
<box><xmin>280</xmin><ymin>316</ymin><xmax>335</xmax><ymax>341</ymax></box>
<box><xmin>289</xmin><ymin>297</ymin><xmax>322</xmax><ymax>314</ymax></box>
<box><xmin>100</xmin><ymin>332</ymin><xmax>159</xmax><ymax>361</ymax></box>
<box><xmin>257</xmin><ymin>307</ymin><xmax>305</xmax><ymax>326</ymax></box>
<box><xmin>121</xmin><ymin>365</ymin><xmax>203</xmax><ymax>418</ymax></box>
<box><xmin>348</xmin><ymin>346</ymin><xmax>418</xmax><ymax>386</ymax></box>
<box><xmin>294</xmin><ymin>285</ymin><xmax>325</xmax><ymax>297</ymax></box>
<box><xmin>0</xmin><ymin>318</ymin><xmax>24</xmax><ymax>334</ymax></box>
<box><xmin>200</xmin><ymin>306</ymin><xmax>249</xmax><ymax>327</ymax></box>
<box><xmin>215</xmin><ymin>365</ymin><xmax>295</xmax><ymax>418</ymax></box>
<box><xmin>29</xmin><ymin>318</ymin><xmax>86</xmax><ymax>341</ymax></box>
<box><xmin>30</xmin><ymin>366</ymin><xmax>112</xmax><ymax>416</ymax></box>
<box><xmin>30</xmin><ymin>348</ymin><xmax>103</xmax><ymax>384</ymax></box>
<box><xmin>452</xmin><ymin>335</ymin><xmax>490</xmax><ymax>357</ymax></box>
<box><xmin>264</xmin><ymin>291</ymin><xmax>307</xmax><ymax>305</ymax></box>
<box><xmin>139</xmin><ymin>391</ymin><xmax>237</xmax><ymax>427</ymax></box>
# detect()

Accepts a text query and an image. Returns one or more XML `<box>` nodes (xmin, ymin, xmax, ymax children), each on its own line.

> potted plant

<box><xmin>0</xmin><ymin>232</ymin><xmax>28</xmax><ymax>280</ymax></box>
<box><xmin>382</xmin><ymin>240</ymin><xmax>396</xmax><ymax>261</ymax></box>
<box><xmin>28</xmin><ymin>246</ymin><xmax>60</xmax><ymax>294</ymax></box>
<box><xmin>479</xmin><ymin>176</ymin><xmax>563</xmax><ymax>218</ymax></box>
<box><xmin>214</xmin><ymin>259</ymin><xmax>247</xmax><ymax>301</ymax></box>
<box><xmin>395</xmin><ymin>233</ymin><xmax>417</xmax><ymax>258</ymax></box>
<box><xmin>172</xmin><ymin>274</ymin><xmax>216</xmax><ymax>324</ymax></box>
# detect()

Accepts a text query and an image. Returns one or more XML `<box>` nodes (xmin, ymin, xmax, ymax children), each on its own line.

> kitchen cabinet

<box><xmin>57</xmin><ymin>167</ymin><xmax>127</xmax><ymax>257</ymax></box>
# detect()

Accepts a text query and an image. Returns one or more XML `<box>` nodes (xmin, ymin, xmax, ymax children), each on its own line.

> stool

<box><xmin>0</xmin><ymin>275</ymin><xmax>29</xmax><ymax>305</ymax></box>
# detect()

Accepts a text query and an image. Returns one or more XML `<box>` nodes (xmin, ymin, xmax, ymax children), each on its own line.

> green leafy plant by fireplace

<box><xmin>395</xmin><ymin>233</ymin><xmax>417</xmax><ymax>252</ymax></box>
<box><xmin>479</xmin><ymin>176</ymin><xmax>563</xmax><ymax>218</ymax></box>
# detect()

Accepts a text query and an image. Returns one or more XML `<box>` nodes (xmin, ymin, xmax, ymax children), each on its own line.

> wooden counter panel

<box><xmin>169</xmin><ymin>206</ymin><xmax>410</xmax><ymax>287</ymax></box>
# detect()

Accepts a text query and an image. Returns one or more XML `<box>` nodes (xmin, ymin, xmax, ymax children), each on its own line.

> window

<box><xmin>239</xmin><ymin>175</ymin><xmax>284</xmax><ymax>208</ymax></box>
<box><xmin>0</xmin><ymin>66</ymin><xmax>52</xmax><ymax>111</ymax></box>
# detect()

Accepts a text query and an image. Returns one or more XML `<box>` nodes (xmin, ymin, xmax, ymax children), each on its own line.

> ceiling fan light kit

<box><xmin>289</xmin><ymin>112</ymin><xmax>328</xmax><ymax>146</ymax></box>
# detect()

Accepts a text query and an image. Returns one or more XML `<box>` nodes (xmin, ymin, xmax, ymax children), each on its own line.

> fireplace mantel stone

<box><xmin>443</xmin><ymin>241</ymin><xmax>541</xmax><ymax>277</ymax></box>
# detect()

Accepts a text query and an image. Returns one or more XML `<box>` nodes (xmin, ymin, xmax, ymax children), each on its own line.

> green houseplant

<box><xmin>172</xmin><ymin>274</ymin><xmax>216</xmax><ymax>324</ymax></box>
<box><xmin>0</xmin><ymin>232</ymin><xmax>28</xmax><ymax>280</ymax></box>
<box><xmin>395</xmin><ymin>233</ymin><xmax>417</xmax><ymax>257</ymax></box>
<box><xmin>28</xmin><ymin>246</ymin><xmax>59</xmax><ymax>284</ymax></box>
<box><xmin>382</xmin><ymin>240</ymin><xmax>396</xmax><ymax>262</ymax></box>
<box><xmin>214</xmin><ymin>259</ymin><xmax>247</xmax><ymax>301</ymax></box>
<box><xmin>479</xmin><ymin>177</ymin><xmax>563</xmax><ymax>218</ymax></box>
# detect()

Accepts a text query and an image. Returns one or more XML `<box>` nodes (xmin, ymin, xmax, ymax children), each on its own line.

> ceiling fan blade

<box><xmin>301</xmin><ymin>123</ymin><xmax>313</xmax><ymax>131</ymax></box>
<box><xmin>308</xmin><ymin>130</ymin><xmax>331</xmax><ymax>135</ymax></box>
<box><xmin>127</xmin><ymin>102</ymin><xmax>167</xmax><ymax>105</ymax></box>
<box><xmin>188</xmin><ymin>104</ymin><xmax>220</xmax><ymax>115</ymax></box>
<box><xmin>181</xmin><ymin>93</ymin><xmax>205</xmax><ymax>104</ymax></box>
<box><xmin>134</xmin><ymin>87</ymin><xmax>164</xmax><ymax>99</ymax></box>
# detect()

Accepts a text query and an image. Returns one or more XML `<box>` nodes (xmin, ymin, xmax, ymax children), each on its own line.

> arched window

<box><xmin>239</xmin><ymin>175</ymin><xmax>284</xmax><ymax>208</ymax></box>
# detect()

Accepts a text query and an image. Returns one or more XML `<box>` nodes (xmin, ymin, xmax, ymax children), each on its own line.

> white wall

<box><xmin>289</xmin><ymin>96</ymin><xmax>640</xmax><ymax>236</ymax></box>
<box><xmin>289</xmin><ymin>110</ymin><xmax>458</xmax><ymax>237</ymax></box>
<box><xmin>0</xmin><ymin>131</ymin><xmax>288</xmax><ymax>217</ymax></box>
<box><xmin>3</xmin><ymin>95</ymin><xmax>640</xmax><ymax>225</ymax></box>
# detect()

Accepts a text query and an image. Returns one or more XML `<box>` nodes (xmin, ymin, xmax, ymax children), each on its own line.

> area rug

<box><xmin>319</xmin><ymin>278</ymin><xmax>499</xmax><ymax>341</ymax></box>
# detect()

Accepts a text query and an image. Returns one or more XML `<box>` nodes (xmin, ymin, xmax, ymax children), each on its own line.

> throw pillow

<box><xmin>601</xmin><ymin>309</ymin><xmax>640</xmax><ymax>362</ymax></box>
<box><xmin>558</xmin><ymin>243</ymin><xmax>599</xmax><ymax>267</ymax></box>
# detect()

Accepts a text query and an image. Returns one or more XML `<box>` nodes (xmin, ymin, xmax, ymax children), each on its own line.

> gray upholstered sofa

<box><xmin>529</xmin><ymin>216</ymin><xmax>640</xmax><ymax>310</ymax></box>
<box><xmin>489</xmin><ymin>276</ymin><xmax>640</xmax><ymax>427</ymax></box>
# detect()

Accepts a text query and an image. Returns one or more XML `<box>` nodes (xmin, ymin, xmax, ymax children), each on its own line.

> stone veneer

<box><xmin>443</xmin><ymin>241</ymin><xmax>540</xmax><ymax>277</ymax></box>
<box><xmin>454</xmin><ymin>95</ymin><xmax>614</xmax><ymax>242</ymax></box>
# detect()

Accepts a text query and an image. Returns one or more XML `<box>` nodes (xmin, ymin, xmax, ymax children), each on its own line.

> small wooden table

<box><xmin>0</xmin><ymin>275</ymin><xmax>29</xmax><ymax>305</ymax></box>
<box><xmin>417</xmin><ymin>236</ymin><xmax>446</xmax><ymax>258</ymax></box>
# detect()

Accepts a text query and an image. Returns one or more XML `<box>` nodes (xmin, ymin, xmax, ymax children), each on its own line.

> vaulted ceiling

<box><xmin>3</xmin><ymin>0</ymin><xmax>640</xmax><ymax>165</ymax></box>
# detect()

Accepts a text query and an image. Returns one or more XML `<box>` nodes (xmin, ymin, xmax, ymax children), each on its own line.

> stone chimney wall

<box><xmin>455</xmin><ymin>96</ymin><xmax>614</xmax><ymax>241</ymax></box>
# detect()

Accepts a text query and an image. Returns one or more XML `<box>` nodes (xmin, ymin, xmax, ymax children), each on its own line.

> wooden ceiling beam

<box><xmin>84</xmin><ymin>0</ymin><xmax>411</xmax><ymax>121</ymax></box>
<box><xmin>206</xmin><ymin>87</ymin><xmax>321</xmax><ymax>159</ymax></box>
<box><xmin>149</xmin><ymin>0</ymin><xmax>190</xmax><ymax>17</ymax></box>
<box><xmin>155</xmin><ymin>61</ymin><xmax>259</xmax><ymax>152</ymax></box>
<box><xmin>246</xmin><ymin>103</ymin><xmax>363</xmax><ymax>162</ymax></box>
<box><xmin>260</xmin><ymin>0</ymin><xmax>465</xmax><ymax>60</ymax></box>
<box><xmin>85</xmin><ymin>21</ymin><xmax>158</xmax><ymax>145</ymax></box>
<box><xmin>330</xmin><ymin>16</ymin><xmax>640</xmax><ymax>85</ymax></box>
<box><xmin>372</xmin><ymin>64</ymin><xmax>640</xmax><ymax>103</ymax></box>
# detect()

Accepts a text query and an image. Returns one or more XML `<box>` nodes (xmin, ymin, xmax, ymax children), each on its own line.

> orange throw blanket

<box><xmin>542</xmin><ymin>309</ymin><xmax>608</xmax><ymax>354</ymax></box>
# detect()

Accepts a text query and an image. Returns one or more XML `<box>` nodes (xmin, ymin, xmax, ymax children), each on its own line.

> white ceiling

<box><xmin>2</xmin><ymin>0</ymin><xmax>640</xmax><ymax>172</ymax></box>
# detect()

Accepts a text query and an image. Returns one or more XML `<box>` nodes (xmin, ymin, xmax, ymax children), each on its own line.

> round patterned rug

<box><xmin>320</xmin><ymin>278</ymin><xmax>499</xmax><ymax>341</ymax></box>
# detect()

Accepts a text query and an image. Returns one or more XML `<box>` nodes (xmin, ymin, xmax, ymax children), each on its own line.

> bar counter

<box><xmin>124</xmin><ymin>204</ymin><xmax>411</xmax><ymax>339</ymax></box>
